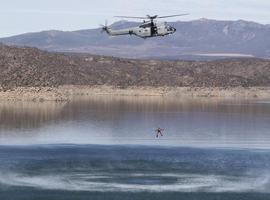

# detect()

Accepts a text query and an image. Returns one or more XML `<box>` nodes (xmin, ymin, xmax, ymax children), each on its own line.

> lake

<box><xmin>0</xmin><ymin>96</ymin><xmax>270</xmax><ymax>200</ymax></box>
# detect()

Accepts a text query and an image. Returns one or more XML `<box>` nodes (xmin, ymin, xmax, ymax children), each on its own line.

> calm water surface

<box><xmin>0</xmin><ymin>97</ymin><xmax>270</xmax><ymax>199</ymax></box>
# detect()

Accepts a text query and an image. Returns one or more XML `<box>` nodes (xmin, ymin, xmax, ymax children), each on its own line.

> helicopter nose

<box><xmin>172</xmin><ymin>27</ymin><xmax>176</xmax><ymax>32</ymax></box>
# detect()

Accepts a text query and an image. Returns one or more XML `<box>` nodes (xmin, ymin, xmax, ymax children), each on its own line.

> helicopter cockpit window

<box><xmin>167</xmin><ymin>26</ymin><xmax>174</xmax><ymax>31</ymax></box>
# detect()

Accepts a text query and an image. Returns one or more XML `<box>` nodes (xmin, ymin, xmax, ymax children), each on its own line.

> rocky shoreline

<box><xmin>0</xmin><ymin>86</ymin><xmax>270</xmax><ymax>102</ymax></box>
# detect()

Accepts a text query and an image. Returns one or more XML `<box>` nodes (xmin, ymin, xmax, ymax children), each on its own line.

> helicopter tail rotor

<box><xmin>100</xmin><ymin>20</ymin><xmax>109</xmax><ymax>33</ymax></box>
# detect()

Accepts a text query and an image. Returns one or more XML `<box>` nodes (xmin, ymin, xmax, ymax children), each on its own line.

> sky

<box><xmin>0</xmin><ymin>0</ymin><xmax>270</xmax><ymax>37</ymax></box>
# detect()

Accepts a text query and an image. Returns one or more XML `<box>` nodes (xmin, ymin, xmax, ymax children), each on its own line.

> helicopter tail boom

<box><xmin>102</xmin><ymin>27</ymin><xmax>134</xmax><ymax>36</ymax></box>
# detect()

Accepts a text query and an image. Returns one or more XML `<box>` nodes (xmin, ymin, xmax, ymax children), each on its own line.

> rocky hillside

<box><xmin>0</xmin><ymin>44</ymin><xmax>270</xmax><ymax>90</ymax></box>
<box><xmin>1</xmin><ymin>19</ymin><xmax>270</xmax><ymax>60</ymax></box>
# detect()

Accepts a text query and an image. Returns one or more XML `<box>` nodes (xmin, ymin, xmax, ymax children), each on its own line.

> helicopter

<box><xmin>101</xmin><ymin>14</ymin><xmax>188</xmax><ymax>39</ymax></box>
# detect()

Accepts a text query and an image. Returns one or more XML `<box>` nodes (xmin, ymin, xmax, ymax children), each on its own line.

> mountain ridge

<box><xmin>1</xmin><ymin>43</ymin><xmax>270</xmax><ymax>91</ymax></box>
<box><xmin>1</xmin><ymin>19</ymin><xmax>270</xmax><ymax>60</ymax></box>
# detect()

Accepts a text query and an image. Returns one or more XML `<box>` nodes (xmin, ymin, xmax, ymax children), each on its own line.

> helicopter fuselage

<box><xmin>104</xmin><ymin>21</ymin><xmax>176</xmax><ymax>39</ymax></box>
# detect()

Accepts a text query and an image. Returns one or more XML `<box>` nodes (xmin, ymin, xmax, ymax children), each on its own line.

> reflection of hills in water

<box><xmin>1</xmin><ymin>97</ymin><xmax>270</xmax><ymax>147</ymax></box>
<box><xmin>0</xmin><ymin>102</ymin><xmax>66</xmax><ymax>129</ymax></box>
<box><xmin>1</xmin><ymin>97</ymin><xmax>270</xmax><ymax>130</ymax></box>
<box><xmin>68</xmin><ymin>96</ymin><xmax>270</xmax><ymax>114</ymax></box>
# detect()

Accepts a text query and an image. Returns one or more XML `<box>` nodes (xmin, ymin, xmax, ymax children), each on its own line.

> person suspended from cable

<box><xmin>155</xmin><ymin>127</ymin><xmax>164</xmax><ymax>138</ymax></box>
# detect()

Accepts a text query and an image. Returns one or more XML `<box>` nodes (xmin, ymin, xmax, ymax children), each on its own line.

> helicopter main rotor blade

<box><xmin>114</xmin><ymin>16</ymin><xmax>148</xmax><ymax>19</ymax></box>
<box><xmin>114</xmin><ymin>14</ymin><xmax>189</xmax><ymax>20</ymax></box>
<box><xmin>157</xmin><ymin>14</ymin><xmax>189</xmax><ymax>19</ymax></box>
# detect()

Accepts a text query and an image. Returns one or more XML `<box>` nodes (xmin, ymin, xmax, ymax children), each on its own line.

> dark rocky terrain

<box><xmin>1</xmin><ymin>19</ymin><xmax>270</xmax><ymax>60</ymax></box>
<box><xmin>1</xmin><ymin>44</ymin><xmax>270</xmax><ymax>90</ymax></box>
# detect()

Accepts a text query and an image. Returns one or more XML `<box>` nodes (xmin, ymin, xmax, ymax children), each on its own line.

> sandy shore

<box><xmin>0</xmin><ymin>85</ymin><xmax>270</xmax><ymax>101</ymax></box>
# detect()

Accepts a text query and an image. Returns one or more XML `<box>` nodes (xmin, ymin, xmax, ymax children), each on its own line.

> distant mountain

<box><xmin>1</xmin><ymin>44</ymin><xmax>270</xmax><ymax>90</ymax></box>
<box><xmin>1</xmin><ymin>19</ymin><xmax>270</xmax><ymax>60</ymax></box>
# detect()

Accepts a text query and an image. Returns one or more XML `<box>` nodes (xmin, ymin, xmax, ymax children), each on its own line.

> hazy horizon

<box><xmin>0</xmin><ymin>0</ymin><xmax>270</xmax><ymax>37</ymax></box>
